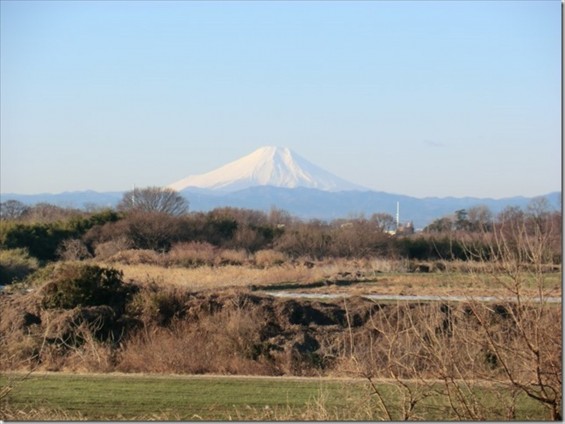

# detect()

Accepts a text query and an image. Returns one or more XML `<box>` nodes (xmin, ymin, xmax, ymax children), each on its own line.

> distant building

<box><xmin>385</xmin><ymin>221</ymin><xmax>414</xmax><ymax>236</ymax></box>
<box><xmin>396</xmin><ymin>221</ymin><xmax>414</xmax><ymax>235</ymax></box>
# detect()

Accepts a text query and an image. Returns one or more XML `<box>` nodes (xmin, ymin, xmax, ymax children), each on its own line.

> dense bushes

<box><xmin>0</xmin><ymin>222</ymin><xmax>72</xmax><ymax>261</ymax></box>
<box><xmin>394</xmin><ymin>236</ymin><xmax>466</xmax><ymax>260</ymax></box>
<box><xmin>115</xmin><ymin>212</ymin><xmax>182</xmax><ymax>251</ymax></box>
<box><xmin>0</xmin><ymin>248</ymin><xmax>39</xmax><ymax>285</ymax></box>
<box><xmin>0</xmin><ymin>209</ymin><xmax>121</xmax><ymax>262</ymax></box>
<box><xmin>38</xmin><ymin>263</ymin><xmax>135</xmax><ymax>311</ymax></box>
<box><xmin>1</xmin><ymin>201</ymin><xmax>560</xmax><ymax>265</ymax></box>
<box><xmin>0</xmin><ymin>203</ymin><xmax>462</xmax><ymax>264</ymax></box>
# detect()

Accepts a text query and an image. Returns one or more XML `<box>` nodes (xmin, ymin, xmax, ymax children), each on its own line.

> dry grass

<box><xmin>91</xmin><ymin>239</ymin><xmax>562</xmax><ymax>298</ymax></box>
<box><xmin>105</xmin><ymin>249</ymin><xmax>163</xmax><ymax>265</ymax></box>
<box><xmin>0</xmin><ymin>405</ymin><xmax>86</xmax><ymax>421</ymax></box>
<box><xmin>101</xmin><ymin>262</ymin><xmax>332</xmax><ymax>290</ymax></box>
<box><xmin>301</xmin><ymin>272</ymin><xmax>561</xmax><ymax>299</ymax></box>
<box><xmin>254</xmin><ymin>249</ymin><xmax>289</xmax><ymax>268</ymax></box>
<box><xmin>117</xmin><ymin>306</ymin><xmax>278</xmax><ymax>376</ymax></box>
<box><xmin>97</xmin><ymin>258</ymin><xmax>561</xmax><ymax>299</ymax></box>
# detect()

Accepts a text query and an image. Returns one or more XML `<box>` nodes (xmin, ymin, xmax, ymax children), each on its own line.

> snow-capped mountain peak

<box><xmin>168</xmin><ymin>146</ymin><xmax>366</xmax><ymax>193</ymax></box>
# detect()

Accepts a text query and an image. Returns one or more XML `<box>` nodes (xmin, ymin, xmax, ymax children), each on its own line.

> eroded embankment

<box><xmin>3</xmin><ymin>275</ymin><xmax>550</xmax><ymax>378</ymax></box>
<box><xmin>0</xmin><ymin>282</ymin><xmax>375</xmax><ymax>375</ymax></box>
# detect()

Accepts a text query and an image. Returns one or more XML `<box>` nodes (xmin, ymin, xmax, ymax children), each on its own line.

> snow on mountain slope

<box><xmin>168</xmin><ymin>146</ymin><xmax>367</xmax><ymax>193</ymax></box>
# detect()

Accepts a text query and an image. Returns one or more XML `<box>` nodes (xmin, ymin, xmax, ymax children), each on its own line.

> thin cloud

<box><xmin>423</xmin><ymin>140</ymin><xmax>446</xmax><ymax>148</ymax></box>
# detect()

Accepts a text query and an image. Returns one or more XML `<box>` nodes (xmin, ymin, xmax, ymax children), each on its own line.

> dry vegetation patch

<box><xmin>1</xmin><ymin>251</ymin><xmax>561</xmax><ymax>420</ymax></box>
<box><xmin>97</xmin><ymin>257</ymin><xmax>561</xmax><ymax>299</ymax></box>
<box><xmin>103</xmin><ymin>262</ymin><xmax>331</xmax><ymax>290</ymax></box>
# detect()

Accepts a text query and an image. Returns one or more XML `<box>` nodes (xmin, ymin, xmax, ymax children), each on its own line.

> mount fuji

<box><xmin>168</xmin><ymin>146</ymin><xmax>367</xmax><ymax>193</ymax></box>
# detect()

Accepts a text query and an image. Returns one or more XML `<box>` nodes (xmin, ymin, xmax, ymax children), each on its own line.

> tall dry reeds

<box><xmin>117</xmin><ymin>303</ymin><xmax>278</xmax><ymax>376</ymax></box>
<box><xmin>104</xmin><ymin>262</ymin><xmax>333</xmax><ymax>291</ymax></box>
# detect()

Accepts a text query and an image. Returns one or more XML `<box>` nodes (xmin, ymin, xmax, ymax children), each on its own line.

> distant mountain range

<box><xmin>2</xmin><ymin>146</ymin><xmax>560</xmax><ymax>229</ymax></box>
<box><xmin>177</xmin><ymin>186</ymin><xmax>561</xmax><ymax>229</ymax></box>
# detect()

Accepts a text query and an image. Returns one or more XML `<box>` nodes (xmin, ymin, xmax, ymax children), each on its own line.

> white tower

<box><xmin>396</xmin><ymin>201</ymin><xmax>400</xmax><ymax>229</ymax></box>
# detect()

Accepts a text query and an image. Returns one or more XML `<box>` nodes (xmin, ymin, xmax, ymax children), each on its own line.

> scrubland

<box><xmin>1</xmin><ymin>258</ymin><xmax>560</xmax><ymax>420</ymax></box>
<box><xmin>0</xmin><ymin>198</ymin><xmax>561</xmax><ymax>420</ymax></box>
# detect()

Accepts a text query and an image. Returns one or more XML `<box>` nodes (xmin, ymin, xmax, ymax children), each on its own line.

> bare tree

<box><xmin>473</xmin><ymin>199</ymin><xmax>562</xmax><ymax>419</ymax></box>
<box><xmin>274</xmin><ymin>220</ymin><xmax>332</xmax><ymax>259</ymax></box>
<box><xmin>22</xmin><ymin>203</ymin><xmax>81</xmax><ymax>223</ymax></box>
<box><xmin>370</xmin><ymin>212</ymin><xmax>396</xmax><ymax>233</ymax></box>
<box><xmin>467</xmin><ymin>205</ymin><xmax>493</xmax><ymax>232</ymax></box>
<box><xmin>118</xmin><ymin>187</ymin><xmax>188</xmax><ymax>216</ymax></box>
<box><xmin>0</xmin><ymin>200</ymin><xmax>29</xmax><ymax>220</ymax></box>
<box><xmin>347</xmin><ymin>198</ymin><xmax>562</xmax><ymax>420</ymax></box>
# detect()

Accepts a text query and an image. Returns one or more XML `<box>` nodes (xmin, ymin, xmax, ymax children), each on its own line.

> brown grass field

<box><xmin>103</xmin><ymin>258</ymin><xmax>562</xmax><ymax>299</ymax></box>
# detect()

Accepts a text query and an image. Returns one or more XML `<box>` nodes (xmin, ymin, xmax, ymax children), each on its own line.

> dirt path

<box><xmin>261</xmin><ymin>291</ymin><xmax>562</xmax><ymax>303</ymax></box>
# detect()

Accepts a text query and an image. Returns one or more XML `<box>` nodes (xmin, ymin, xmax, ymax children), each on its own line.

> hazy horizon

<box><xmin>1</xmin><ymin>1</ymin><xmax>561</xmax><ymax>198</ymax></box>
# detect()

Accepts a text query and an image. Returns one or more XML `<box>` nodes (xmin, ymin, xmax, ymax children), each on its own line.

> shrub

<box><xmin>105</xmin><ymin>249</ymin><xmax>163</xmax><ymax>266</ymax></box>
<box><xmin>274</xmin><ymin>222</ymin><xmax>333</xmax><ymax>259</ymax></box>
<box><xmin>166</xmin><ymin>242</ymin><xmax>216</xmax><ymax>267</ymax></box>
<box><xmin>124</xmin><ymin>212</ymin><xmax>183</xmax><ymax>251</ymax></box>
<box><xmin>0</xmin><ymin>222</ymin><xmax>71</xmax><ymax>261</ymax></box>
<box><xmin>254</xmin><ymin>249</ymin><xmax>288</xmax><ymax>268</ymax></box>
<box><xmin>0</xmin><ymin>210</ymin><xmax>122</xmax><ymax>262</ymax></box>
<box><xmin>39</xmin><ymin>263</ymin><xmax>134</xmax><ymax>311</ymax></box>
<box><xmin>65</xmin><ymin>209</ymin><xmax>121</xmax><ymax>234</ymax></box>
<box><xmin>57</xmin><ymin>239</ymin><xmax>92</xmax><ymax>261</ymax></box>
<box><xmin>202</xmin><ymin>215</ymin><xmax>238</xmax><ymax>246</ymax></box>
<box><xmin>93</xmin><ymin>237</ymin><xmax>132</xmax><ymax>260</ymax></box>
<box><xmin>216</xmin><ymin>249</ymin><xmax>248</xmax><ymax>266</ymax></box>
<box><xmin>0</xmin><ymin>248</ymin><xmax>39</xmax><ymax>285</ymax></box>
<box><xmin>228</xmin><ymin>224</ymin><xmax>283</xmax><ymax>252</ymax></box>
<box><xmin>126</xmin><ymin>285</ymin><xmax>188</xmax><ymax>326</ymax></box>
<box><xmin>118</xmin><ymin>300</ymin><xmax>276</xmax><ymax>375</ymax></box>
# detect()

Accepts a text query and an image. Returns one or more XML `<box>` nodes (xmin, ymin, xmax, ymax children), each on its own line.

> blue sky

<box><xmin>1</xmin><ymin>0</ymin><xmax>561</xmax><ymax>198</ymax></box>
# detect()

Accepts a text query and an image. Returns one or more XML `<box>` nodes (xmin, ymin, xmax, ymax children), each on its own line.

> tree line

<box><xmin>0</xmin><ymin>187</ymin><xmax>561</xmax><ymax>265</ymax></box>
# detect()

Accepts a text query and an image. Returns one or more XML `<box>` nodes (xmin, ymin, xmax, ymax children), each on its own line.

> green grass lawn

<box><xmin>2</xmin><ymin>373</ymin><xmax>365</xmax><ymax>420</ymax></box>
<box><xmin>0</xmin><ymin>372</ymin><xmax>551</xmax><ymax>421</ymax></box>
